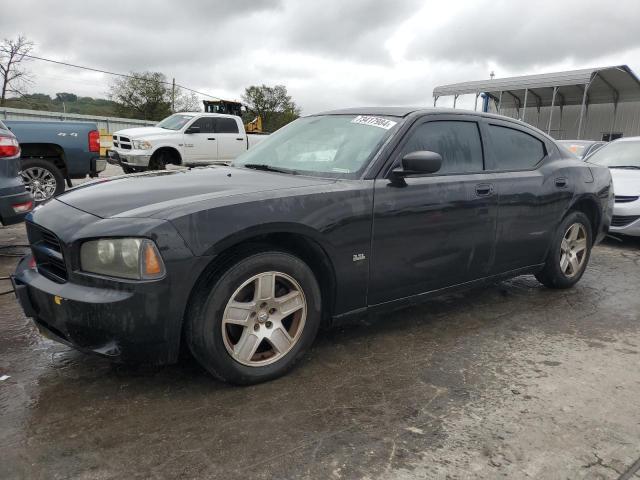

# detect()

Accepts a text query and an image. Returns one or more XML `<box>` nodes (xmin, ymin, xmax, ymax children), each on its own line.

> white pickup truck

<box><xmin>108</xmin><ymin>112</ymin><xmax>267</xmax><ymax>172</ymax></box>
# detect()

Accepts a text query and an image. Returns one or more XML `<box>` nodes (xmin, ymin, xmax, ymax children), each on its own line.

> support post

<box><xmin>521</xmin><ymin>88</ymin><xmax>528</xmax><ymax>122</ymax></box>
<box><xmin>433</xmin><ymin>96</ymin><xmax>438</xmax><ymax>107</ymax></box>
<box><xmin>609</xmin><ymin>101</ymin><xmax>618</xmax><ymax>139</ymax></box>
<box><xmin>474</xmin><ymin>92</ymin><xmax>479</xmax><ymax>111</ymax></box>
<box><xmin>547</xmin><ymin>86</ymin><xmax>557</xmax><ymax>135</ymax></box>
<box><xmin>497</xmin><ymin>91</ymin><xmax>503</xmax><ymax>114</ymax></box>
<box><xmin>453</xmin><ymin>94</ymin><xmax>458</xmax><ymax>109</ymax></box>
<box><xmin>171</xmin><ymin>77</ymin><xmax>176</xmax><ymax>113</ymax></box>
<box><xmin>577</xmin><ymin>83</ymin><xmax>590</xmax><ymax>139</ymax></box>
<box><xmin>559</xmin><ymin>105</ymin><xmax>564</xmax><ymax>139</ymax></box>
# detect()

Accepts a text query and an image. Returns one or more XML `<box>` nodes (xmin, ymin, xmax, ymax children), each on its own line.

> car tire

<box><xmin>122</xmin><ymin>165</ymin><xmax>136</xmax><ymax>174</ymax></box>
<box><xmin>535</xmin><ymin>210</ymin><xmax>593</xmax><ymax>289</ymax></box>
<box><xmin>186</xmin><ymin>251</ymin><xmax>322</xmax><ymax>385</ymax></box>
<box><xmin>20</xmin><ymin>158</ymin><xmax>65</xmax><ymax>203</ymax></box>
<box><xmin>149</xmin><ymin>152</ymin><xmax>167</xmax><ymax>171</ymax></box>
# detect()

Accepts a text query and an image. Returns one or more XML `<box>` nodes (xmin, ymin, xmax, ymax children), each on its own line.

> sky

<box><xmin>2</xmin><ymin>0</ymin><xmax>640</xmax><ymax>114</ymax></box>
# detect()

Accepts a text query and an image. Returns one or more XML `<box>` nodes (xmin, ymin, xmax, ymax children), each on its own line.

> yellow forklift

<box><xmin>202</xmin><ymin>100</ymin><xmax>263</xmax><ymax>133</ymax></box>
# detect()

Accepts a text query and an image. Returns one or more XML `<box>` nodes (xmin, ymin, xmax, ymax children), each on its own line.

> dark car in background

<box><xmin>558</xmin><ymin>140</ymin><xmax>606</xmax><ymax>160</ymax></box>
<box><xmin>0</xmin><ymin>120</ymin><xmax>33</xmax><ymax>225</ymax></box>
<box><xmin>12</xmin><ymin>108</ymin><xmax>613</xmax><ymax>385</ymax></box>
<box><xmin>5</xmin><ymin>120</ymin><xmax>105</xmax><ymax>202</ymax></box>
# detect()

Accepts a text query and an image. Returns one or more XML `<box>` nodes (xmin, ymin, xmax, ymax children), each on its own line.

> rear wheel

<box><xmin>186</xmin><ymin>251</ymin><xmax>322</xmax><ymax>384</ymax></box>
<box><xmin>20</xmin><ymin>159</ymin><xmax>65</xmax><ymax>202</ymax></box>
<box><xmin>535</xmin><ymin>211</ymin><xmax>592</xmax><ymax>289</ymax></box>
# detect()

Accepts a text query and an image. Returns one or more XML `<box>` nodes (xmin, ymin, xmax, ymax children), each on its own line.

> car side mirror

<box><xmin>185</xmin><ymin>126</ymin><xmax>200</xmax><ymax>134</ymax></box>
<box><xmin>389</xmin><ymin>151</ymin><xmax>442</xmax><ymax>186</ymax></box>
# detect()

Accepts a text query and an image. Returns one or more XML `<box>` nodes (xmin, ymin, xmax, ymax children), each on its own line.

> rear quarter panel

<box><xmin>5</xmin><ymin>120</ymin><xmax>99</xmax><ymax>177</ymax></box>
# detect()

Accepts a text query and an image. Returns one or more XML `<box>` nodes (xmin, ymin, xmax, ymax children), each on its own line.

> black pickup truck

<box><xmin>5</xmin><ymin>120</ymin><xmax>106</xmax><ymax>202</ymax></box>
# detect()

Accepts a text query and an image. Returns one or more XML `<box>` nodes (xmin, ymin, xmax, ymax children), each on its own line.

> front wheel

<box><xmin>186</xmin><ymin>251</ymin><xmax>322</xmax><ymax>384</ymax></box>
<box><xmin>535</xmin><ymin>211</ymin><xmax>592</xmax><ymax>289</ymax></box>
<box><xmin>20</xmin><ymin>159</ymin><xmax>65</xmax><ymax>202</ymax></box>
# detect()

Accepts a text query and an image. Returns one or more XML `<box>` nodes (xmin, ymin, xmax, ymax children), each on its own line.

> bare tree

<box><xmin>0</xmin><ymin>35</ymin><xmax>34</xmax><ymax>106</ymax></box>
<box><xmin>174</xmin><ymin>91</ymin><xmax>201</xmax><ymax>112</ymax></box>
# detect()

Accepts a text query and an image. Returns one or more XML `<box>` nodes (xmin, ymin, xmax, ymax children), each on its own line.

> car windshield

<box><xmin>233</xmin><ymin>114</ymin><xmax>401</xmax><ymax>178</ymax></box>
<box><xmin>586</xmin><ymin>140</ymin><xmax>640</xmax><ymax>168</ymax></box>
<box><xmin>156</xmin><ymin>114</ymin><xmax>195</xmax><ymax>130</ymax></box>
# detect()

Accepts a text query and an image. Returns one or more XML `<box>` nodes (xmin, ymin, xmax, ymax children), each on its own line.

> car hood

<box><xmin>610</xmin><ymin>168</ymin><xmax>640</xmax><ymax>196</ymax></box>
<box><xmin>114</xmin><ymin>126</ymin><xmax>171</xmax><ymax>138</ymax></box>
<box><xmin>56</xmin><ymin>167</ymin><xmax>333</xmax><ymax>219</ymax></box>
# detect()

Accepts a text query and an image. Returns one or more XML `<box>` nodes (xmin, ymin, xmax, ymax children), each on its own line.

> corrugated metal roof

<box><xmin>433</xmin><ymin>65</ymin><xmax>640</xmax><ymax>107</ymax></box>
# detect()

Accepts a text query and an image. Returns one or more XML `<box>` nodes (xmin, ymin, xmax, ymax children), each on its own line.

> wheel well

<box><xmin>569</xmin><ymin>198</ymin><xmax>600</xmax><ymax>243</ymax></box>
<box><xmin>185</xmin><ymin>233</ymin><xmax>337</xmax><ymax>329</ymax></box>
<box><xmin>152</xmin><ymin>147</ymin><xmax>181</xmax><ymax>165</ymax></box>
<box><xmin>20</xmin><ymin>143</ymin><xmax>67</xmax><ymax>176</ymax></box>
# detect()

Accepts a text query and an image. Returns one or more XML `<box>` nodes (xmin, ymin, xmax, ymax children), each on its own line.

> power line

<box><xmin>22</xmin><ymin>53</ymin><xmax>222</xmax><ymax>100</ymax></box>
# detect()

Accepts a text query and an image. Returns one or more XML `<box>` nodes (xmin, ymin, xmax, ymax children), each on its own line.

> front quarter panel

<box><xmin>168</xmin><ymin>180</ymin><xmax>375</xmax><ymax>315</ymax></box>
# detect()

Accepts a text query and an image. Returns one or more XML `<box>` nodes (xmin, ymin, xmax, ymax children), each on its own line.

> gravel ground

<box><xmin>1</xmin><ymin>165</ymin><xmax>640</xmax><ymax>479</ymax></box>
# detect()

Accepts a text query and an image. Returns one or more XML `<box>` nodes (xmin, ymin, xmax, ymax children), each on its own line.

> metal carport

<box><xmin>432</xmin><ymin>65</ymin><xmax>640</xmax><ymax>139</ymax></box>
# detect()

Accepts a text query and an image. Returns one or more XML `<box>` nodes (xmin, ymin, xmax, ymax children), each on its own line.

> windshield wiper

<box><xmin>242</xmin><ymin>163</ymin><xmax>298</xmax><ymax>175</ymax></box>
<box><xmin>608</xmin><ymin>165</ymin><xmax>640</xmax><ymax>170</ymax></box>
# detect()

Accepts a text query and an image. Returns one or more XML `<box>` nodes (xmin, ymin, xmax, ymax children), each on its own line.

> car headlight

<box><xmin>132</xmin><ymin>139</ymin><xmax>152</xmax><ymax>150</ymax></box>
<box><xmin>80</xmin><ymin>238</ymin><xmax>165</xmax><ymax>280</ymax></box>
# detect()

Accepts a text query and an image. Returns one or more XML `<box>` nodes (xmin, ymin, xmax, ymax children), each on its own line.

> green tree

<box><xmin>55</xmin><ymin>92</ymin><xmax>77</xmax><ymax>103</ymax></box>
<box><xmin>241</xmin><ymin>84</ymin><xmax>300</xmax><ymax>132</ymax></box>
<box><xmin>108</xmin><ymin>71</ymin><xmax>172</xmax><ymax>120</ymax></box>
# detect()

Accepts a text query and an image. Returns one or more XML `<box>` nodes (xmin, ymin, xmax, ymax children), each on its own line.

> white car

<box><xmin>586</xmin><ymin>137</ymin><xmax>640</xmax><ymax>236</ymax></box>
<box><xmin>108</xmin><ymin>112</ymin><xmax>267</xmax><ymax>172</ymax></box>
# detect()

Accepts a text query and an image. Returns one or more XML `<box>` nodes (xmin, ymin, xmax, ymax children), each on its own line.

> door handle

<box><xmin>236</xmin><ymin>138</ymin><xmax>244</xmax><ymax>141</ymax></box>
<box><xmin>555</xmin><ymin>177</ymin><xmax>567</xmax><ymax>188</ymax></box>
<box><xmin>207</xmin><ymin>137</ymin><xmax>216</xmax><ymax>141</ymax></box>
<box><xmin>475</xmin><ymin>183</ymin><xmax>494</xmax><ymax>196</ymax></box>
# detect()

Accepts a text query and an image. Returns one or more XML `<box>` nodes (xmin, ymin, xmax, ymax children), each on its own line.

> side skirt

<box><xmin>330</xmin><ymin>264</ymin><xmax>545</xmax><ymax>327</ymax></box>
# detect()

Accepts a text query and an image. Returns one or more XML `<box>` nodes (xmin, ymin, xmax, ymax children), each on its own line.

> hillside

<box><xmin>2</xmin><ymin>93</ymin><xmax>141</xmax><ymax>118</ymax></box>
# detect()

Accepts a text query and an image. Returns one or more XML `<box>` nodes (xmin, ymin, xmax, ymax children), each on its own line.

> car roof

<box><xmin>614</xmin><ymin>136</ymin><xmax>640</xmax><ymax>143</ymax></box>
<box><xmin>313</xmin><ymin>106</ymin><xmax>542</xmax><ymax>124</ymax></box>
<box><xmin>312</xmin><ymin>107</ymin><xmax>555</xmax><ymax>140</ymax></box>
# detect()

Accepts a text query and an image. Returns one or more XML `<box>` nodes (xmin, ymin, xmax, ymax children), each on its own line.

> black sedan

<box><xmin>12</xmin><ymin>108</ymin><xmax>614</xmax><ymax>384</ymax></box>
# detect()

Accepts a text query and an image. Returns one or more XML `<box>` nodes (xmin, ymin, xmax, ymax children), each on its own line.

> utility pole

<box><xmin>171</xmin><ymin>77</ymin><xmax>176</xmax><ymax>113</ymax></box>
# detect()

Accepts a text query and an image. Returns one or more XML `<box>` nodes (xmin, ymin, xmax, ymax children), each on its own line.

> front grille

<box><xmin>611</xmin><ymin>215</ymin><xmax>640</xmax><ymax>227</ymax></box>
<box><xmin>25</xmin><ymin>222</ymin><xmax>68</xmax><ymax>283</ymax></box>
<box><xmin>615</xmin><ymin>195</ymin><xmax>639</xmax><ymax>203</ymax></box>
<box><xmin>114</xmin><ymin>135</ymin><xmax>132</xmax><ymax>150</ymax></box>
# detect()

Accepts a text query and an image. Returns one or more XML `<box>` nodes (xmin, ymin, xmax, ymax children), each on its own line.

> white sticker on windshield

<box><xmin>351</xmin><ymin>115</ymin><xmax>397</xmax><ymax>130</ymax></box>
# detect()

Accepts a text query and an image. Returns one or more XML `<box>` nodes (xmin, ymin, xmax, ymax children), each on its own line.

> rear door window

<box><xmin>215</xmin><ymin>118</ymin><xmax>239</xmax><ymax>134</ymax></box>
<box><xmin>488</xmin><ymin>124</ymin><xmax>546</xmax><ymax>170</ymax></box>
<box><xmin>399</xmin><ymin>120</ymin><xmax>484</xmax><ymax>174</ymax></box>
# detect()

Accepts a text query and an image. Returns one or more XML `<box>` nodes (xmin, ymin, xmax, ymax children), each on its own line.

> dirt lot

<box><xmin>1</xmin><ymin>166</ymin><xmax>640</xmax><ymax>479</ymax></box>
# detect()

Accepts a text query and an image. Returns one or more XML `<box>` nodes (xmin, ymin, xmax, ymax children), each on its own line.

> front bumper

<box><xmin>11</xmin><ymin>200</ymin><xmax>207</xmax><ymax>365</ymax></box>
<box><xmin>107</xmin><ymin>149</ymin><xmax>151</xmax><ymax>168</ymax></box>
<box><xmin>0</xmin><ymin>189</ymin><xmax>33</xmax><ymax>226</ymax></box>
<box><xmin>610</xmin><ymin>199</ymin><xmax>640</xmax><ymax>237</ymax></box>
<box><xmin>12</xmin><ymin>255</ymin><xmax>179</xmax><ymax>364</ymax></box>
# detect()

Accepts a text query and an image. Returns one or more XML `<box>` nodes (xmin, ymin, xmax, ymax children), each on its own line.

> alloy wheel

<box><xmin>221</xmin><ymin>271</ymin><xmax>307</xmax><ymax>367</ymax></box>
<box><xmin>21</xmin><ymin>167</ymin><xmax>57</xmax><ymax>202</ymax></box>
<box><xmin>560</xmin><ymin>223</ymin><xmax>588</xmax><ymax>278</ymax></box>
